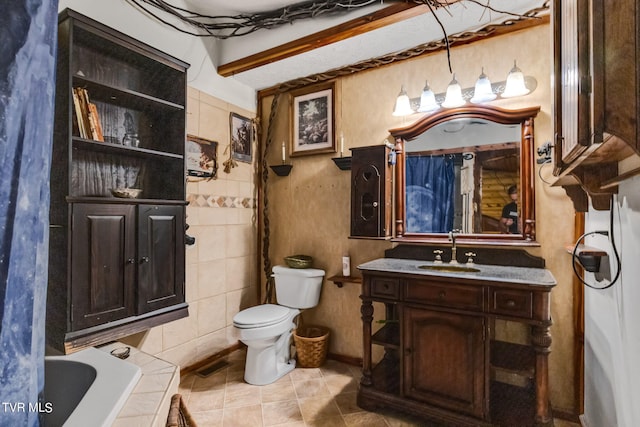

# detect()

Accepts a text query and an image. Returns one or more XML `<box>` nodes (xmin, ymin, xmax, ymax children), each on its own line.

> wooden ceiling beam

<box><xmin>217</xmin><ymin>2</ymin><xmax>438</xmax><ymax>77</ymax></box>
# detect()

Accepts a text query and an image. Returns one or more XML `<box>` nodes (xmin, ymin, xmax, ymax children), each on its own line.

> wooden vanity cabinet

<box><xmin>47</xmin><ymin>9</ymin><xmax>189</xmax><ymax>353</ymax></box>
<box><xmin>359</xmin><ymin>271</ymin><xmax>554</xmax><ymax>427</ymax></box>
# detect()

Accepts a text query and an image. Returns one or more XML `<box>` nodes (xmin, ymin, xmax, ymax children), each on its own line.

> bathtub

<box><xmin>44</xmin><ymin>346</ymin><xmax>141</xmax><ymax>427</ymax></box>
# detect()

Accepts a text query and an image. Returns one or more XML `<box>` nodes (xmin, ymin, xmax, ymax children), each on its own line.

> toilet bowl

<box><xmin>233</xmin><ymin>265</ymin><xmax>325</xmax><ymax>385</ymax></box>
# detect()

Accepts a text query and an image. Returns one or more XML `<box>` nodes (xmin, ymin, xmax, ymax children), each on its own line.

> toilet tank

<box><xmin>273</xmin><ymin>265</ymin><xmax>325</xmax><ymax>309</ymax></box>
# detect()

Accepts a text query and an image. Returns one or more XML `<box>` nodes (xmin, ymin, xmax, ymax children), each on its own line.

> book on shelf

<box><xmin>71</xmin><ymin>88</ymin><xmax>88</xmax><ymax>139</ymax></box>
<box><xmin>72</xmin><ymin>87</ymin><xmax>104</xmax><ymax>142</ymax></box>
<box><xmin>88</xmin><ymin>102</ymin><xmax>104</xmax><ymax>142</ymax></box>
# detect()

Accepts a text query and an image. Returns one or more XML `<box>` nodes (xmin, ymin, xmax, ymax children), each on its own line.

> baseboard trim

<box><xmin>180</xmin><ymin>342</ymin><xmax>244</xmax><ymax>376</ymax></box>
<box><xmin>327</xmin><ymin>352</ymin><xmax>362</xmax><ymax>367</ymax></box>
<box><xmin>552</xmin><ymin>408</ymin><xmax>581</xmax><ymax>424</ymax></box>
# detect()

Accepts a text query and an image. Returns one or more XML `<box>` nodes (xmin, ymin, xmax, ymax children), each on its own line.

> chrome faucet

<box><xmin>448</xmin><ymin>230</ymin><xmax>460</xmax><ymax>264</ymax></box>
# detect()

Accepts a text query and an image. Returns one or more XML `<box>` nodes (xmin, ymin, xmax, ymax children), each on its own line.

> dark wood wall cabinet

<box><xmin>552</xmin><ymin>0</ymin><xmax>640</xmax><ymax>211</ymax></box>
<box><xmin>350</xmin><ymin>145</ymin><xmax>393</xmax><ymax>239</ymax></box>
<box><xmin>48</xmin><ymin>9</ymin><xmax>189</xmax><ymax>353</ymax></box>
<box><xmin>358</xmin><ymin>262</ymin><xmax>555</xmax><ymax>426</ymax></box>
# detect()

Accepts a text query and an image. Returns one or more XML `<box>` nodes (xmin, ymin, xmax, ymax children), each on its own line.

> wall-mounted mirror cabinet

<box><xmin>390</xmin><ymin>105</ymin><xmax>540</xmax><ymax>245</ymax></box>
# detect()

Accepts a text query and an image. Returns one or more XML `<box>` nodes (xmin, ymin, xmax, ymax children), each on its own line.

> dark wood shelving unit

<box><xmin>47</xmin><ymin>8</ymin><xmax>190</xmax><ymax>354</ymax></box>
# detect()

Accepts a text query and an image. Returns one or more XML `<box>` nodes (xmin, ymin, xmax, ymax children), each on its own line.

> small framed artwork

<box><xmin>230</xmin><ymin>113</ymin><xmax>253</xmax><ymax>163</ymax></box>
<box><xmin>290</xmin><ymin>82</ymin><xmax>335</xmax><ymax>157</ymax></box>
<box><xmin>186</xmin><ymin>135</ymin><xmax>218</xmax><ymax>178</ymax></box>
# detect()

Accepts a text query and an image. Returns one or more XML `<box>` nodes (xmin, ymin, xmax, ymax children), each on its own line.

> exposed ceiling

<box><xmin>170</xmin><ymin>0</ymin><xmax>549</xmax><ymax>91</ymax></box>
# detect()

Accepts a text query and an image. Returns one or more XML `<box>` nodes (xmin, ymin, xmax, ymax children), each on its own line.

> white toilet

<box><xmin>233</xmin><ymin>265</ymin><xmax>325</xmax><ymax>385</ymax></box>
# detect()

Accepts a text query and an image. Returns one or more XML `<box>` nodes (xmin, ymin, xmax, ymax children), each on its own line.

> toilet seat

<box><xmin>233</xmin><ymin>304</ymin><xmax>293</xmax><ymax>329</ymax></box>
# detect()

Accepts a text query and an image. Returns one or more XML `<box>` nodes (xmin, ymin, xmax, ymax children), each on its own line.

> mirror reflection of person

<box><xmin>499</xmin><ymin>185</ymin><xmax>519</xmax><ymax>234</ymax></box>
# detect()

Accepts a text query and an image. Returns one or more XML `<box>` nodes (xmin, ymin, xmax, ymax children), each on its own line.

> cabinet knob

<box><xmin>127</xmin><ymin>258</ymin><xmax>135</xmax><ymax>264</ymax></box>
<box><xmin>140</xmin><ymin>256</ymin><xmax>150</xmax><ymax>263</ymax></box>
<box><xmin>438</xmin><ymin>291</ymin><xmax>446</xmax><ymax>300</ymax></box>
<box><xmin>372</xmin><ymin>201</ymin><xmax>378</xmax><ymax>208</ymax></box>
<box><xmin>506</xmin><ymin>299</ymin><xmax>516</xmax><ymax>307</ymax></box>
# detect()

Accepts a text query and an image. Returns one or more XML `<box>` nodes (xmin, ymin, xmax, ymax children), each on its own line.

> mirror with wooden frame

<box><xmin>390</xmin><ymin>105</ymin><xmax>540</xmax><ymax>245</ymax></box>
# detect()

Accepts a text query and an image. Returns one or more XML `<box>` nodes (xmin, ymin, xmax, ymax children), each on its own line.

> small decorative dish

<box><xmin>110</xmin><ymin>188</ymin><xmax>142</xmax><ymax>198</ymax></box>
<box><xmin>284</xmin><ymin>254</ymin><xmax>313</xmax><ymax>269</ymax></box>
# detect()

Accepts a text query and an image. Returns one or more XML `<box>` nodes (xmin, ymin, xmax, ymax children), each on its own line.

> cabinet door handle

<box><xmin>506</xmin><ymin>299</ymin><xmax>516</xmax><ymax>307</ymax></box>
<box><xmin>127</xmin><ymin>258</ymin><xmax>135</xmax><ymax>264</ymax></box>
<box><xmin>140</xmin><ymin>256</ymin><xmax>150</xmax><ymax>263</ymax></box>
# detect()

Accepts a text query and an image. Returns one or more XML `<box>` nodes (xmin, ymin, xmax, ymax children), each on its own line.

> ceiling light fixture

<box><xmin>391</xmin><ymin>60</ymin><xmax>536</xmax><ymax>116</ymax></box>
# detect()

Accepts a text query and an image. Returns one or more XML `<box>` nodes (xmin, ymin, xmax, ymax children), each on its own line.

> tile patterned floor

<box><xmin>179</xmin><ymin>349</ymin><xmax>581</xmax><ymax>427</ymax></box>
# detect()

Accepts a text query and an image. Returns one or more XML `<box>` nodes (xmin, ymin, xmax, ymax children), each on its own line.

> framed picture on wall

<box><xmin>290</xmin><ymin>82</ymin><xmax>335</xmax><ymax>157</ymax></box>
<box><xmin>230</xmin><ymin>113</ymin><xmax>253</xmax><ymax>163</ymax></box>
<box><xmin>186</xmin><ymin>135</ymin><xmax>218</xmax><ymax>178</ymax></box>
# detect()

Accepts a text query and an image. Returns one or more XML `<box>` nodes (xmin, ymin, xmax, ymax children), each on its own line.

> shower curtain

<box><xmin>405</xmin><ymin>155</ymin><xmax>455</xmax><ymax>233</ymax></box>
<box><xmin>0</xmin><ymin>1</ymin><xmax>58</xmax><ymax>426</ymax></box>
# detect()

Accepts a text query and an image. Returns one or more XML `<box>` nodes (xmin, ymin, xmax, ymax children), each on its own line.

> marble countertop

<box><xmin>358</xmin><ymin>258</ymin><xmax>556</xmax><ymax>287</ymax></box>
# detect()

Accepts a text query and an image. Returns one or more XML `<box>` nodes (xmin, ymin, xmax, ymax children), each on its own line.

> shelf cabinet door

<box><xmin>403</xmin><ymin>307</ymin><xmax>486</xmax><ymax>419</ymax></box>
<box><xmin>71</xmin><ymin>203</ymin><xmax>136</xmax><ymax>330</ymax></box>
<box><xmin>137</xmin><ymin>205</ymin><xmax>185</xmax><ymax>314</ymax></box>
<box><xmin>350</xmin><ymin>145</ymin><xmax>392</xmax><ymax>238</ymax></box>
<box><xmin>553</xmin><ymin>0</ymin><xmax>639</xmax><ymax>173</ymax></box>
<box><xmin>553</xmin><ymin>0</ymin><xmax>593</xmax><ymax>171</ymax></box>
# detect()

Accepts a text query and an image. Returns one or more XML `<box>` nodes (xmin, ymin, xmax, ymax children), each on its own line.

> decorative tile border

<box><xmin>187</xmin><ymin>193</ymin><xmax>255</xmax><ymax>209</ymax></box>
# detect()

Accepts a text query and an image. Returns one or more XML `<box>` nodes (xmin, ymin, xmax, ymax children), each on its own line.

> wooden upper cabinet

<box><xmin>350</xmin><ymin>145</ymin><xmax>393</xmax><ymax>239</ymax></box>
<box><xmin>552</xmin><ymin>0</ymin><xmax>640</xmax><ymax>211</ymax></box>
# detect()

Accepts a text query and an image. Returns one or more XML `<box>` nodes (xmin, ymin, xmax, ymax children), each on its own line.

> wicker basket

<box><xmin>284</xmin><ymin>254</ymin><xmax>313</xmax><ymax>269</ymax></box>
<box><xmin>293</xmin><ymin>325</ymin><xmax>330</xmax><ymax>368</ymax></box>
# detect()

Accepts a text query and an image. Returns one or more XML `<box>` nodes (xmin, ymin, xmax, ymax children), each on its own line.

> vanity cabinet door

<box><xmin>403</xmin><ymin>307</ymin><xmax>486</xmax><ymax>418</ymax></box>
<box><xmin>70</xmin><ymin>203</ymin><xmax>136</xmax><ymax>330</ymax></box>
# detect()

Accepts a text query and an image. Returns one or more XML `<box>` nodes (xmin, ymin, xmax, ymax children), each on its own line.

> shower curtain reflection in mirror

<box><xmin>406</xmin><ymin>155</ymin><xmax>455</xmax><ymax>233</ymax></box>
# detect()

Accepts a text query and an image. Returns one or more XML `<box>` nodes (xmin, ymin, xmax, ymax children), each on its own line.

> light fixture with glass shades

<box><xmin>417</xmin><ymin>80</ymin><xmax>439</xmax><ymax>113</ymax></box>
<box><xmin>470</xmin><ymin>67</ymin><xmax>497</xmax><ymax>103</ymax></box>
<box><xmin>441</xmin><ymin>73</ymin><xmax>465</xmax><ymax>108</ymax></box>
<box><xmin>392</xmin><ymin>60</ymin><xmax>537</xmax><ymax>116</ymax></box>
<box><xmin>392</xmin><ymin>86</ymin><xmax>414</xmax><ymax>117</ymax></box>
<box><xmin>501</xmin><ymin>60</ymin><xmax>530</xmax><ymax>98</ymax></box>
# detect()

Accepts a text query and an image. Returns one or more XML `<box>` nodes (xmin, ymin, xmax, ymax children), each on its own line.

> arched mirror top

<box><xmin>390</xmin><ymin>105</ymin><xmax>540</xmax><ymax>246</ymax></box>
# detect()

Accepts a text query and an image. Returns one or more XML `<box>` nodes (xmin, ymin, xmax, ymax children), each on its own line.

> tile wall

<box><xmin>121</xmin><ymin>87</ymin><xmax>259</xmax><ymax>369</ymax></box>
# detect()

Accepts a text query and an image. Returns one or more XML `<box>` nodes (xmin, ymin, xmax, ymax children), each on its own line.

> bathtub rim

<box><xmin>45</xmin><ymin>346</ymin><xmax>141</xmax><ymax>427</ymax></box>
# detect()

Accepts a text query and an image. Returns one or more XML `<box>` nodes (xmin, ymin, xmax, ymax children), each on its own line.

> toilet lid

<box><xmin>233</xmin><ymin>304</ymin><xmax>292</xmax><ymax>329</ymax></box>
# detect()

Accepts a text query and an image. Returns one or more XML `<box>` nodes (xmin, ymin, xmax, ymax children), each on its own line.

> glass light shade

<box><xmin>441</xmin><ymin>74</ymin><xmax>465</xmax><ymax>108</ymax></box>
<box><xmin>417</xmin><ymin>80</ymin><xmax>440</xmax><ymax>112</ymax></box>
<box><xmin>470</xmin><ymin>69</ymin><xmax>497</xmax><ymax>103</ymax></box>
<box><xmin>392</xmin><ymin>86</ymin><xmax>414</xmax><ymax>116</ymax></box>
<box><xmin>502</xmin><ymin>60</ymin><xmax>530</xmax><ymax>98</ymax></box>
